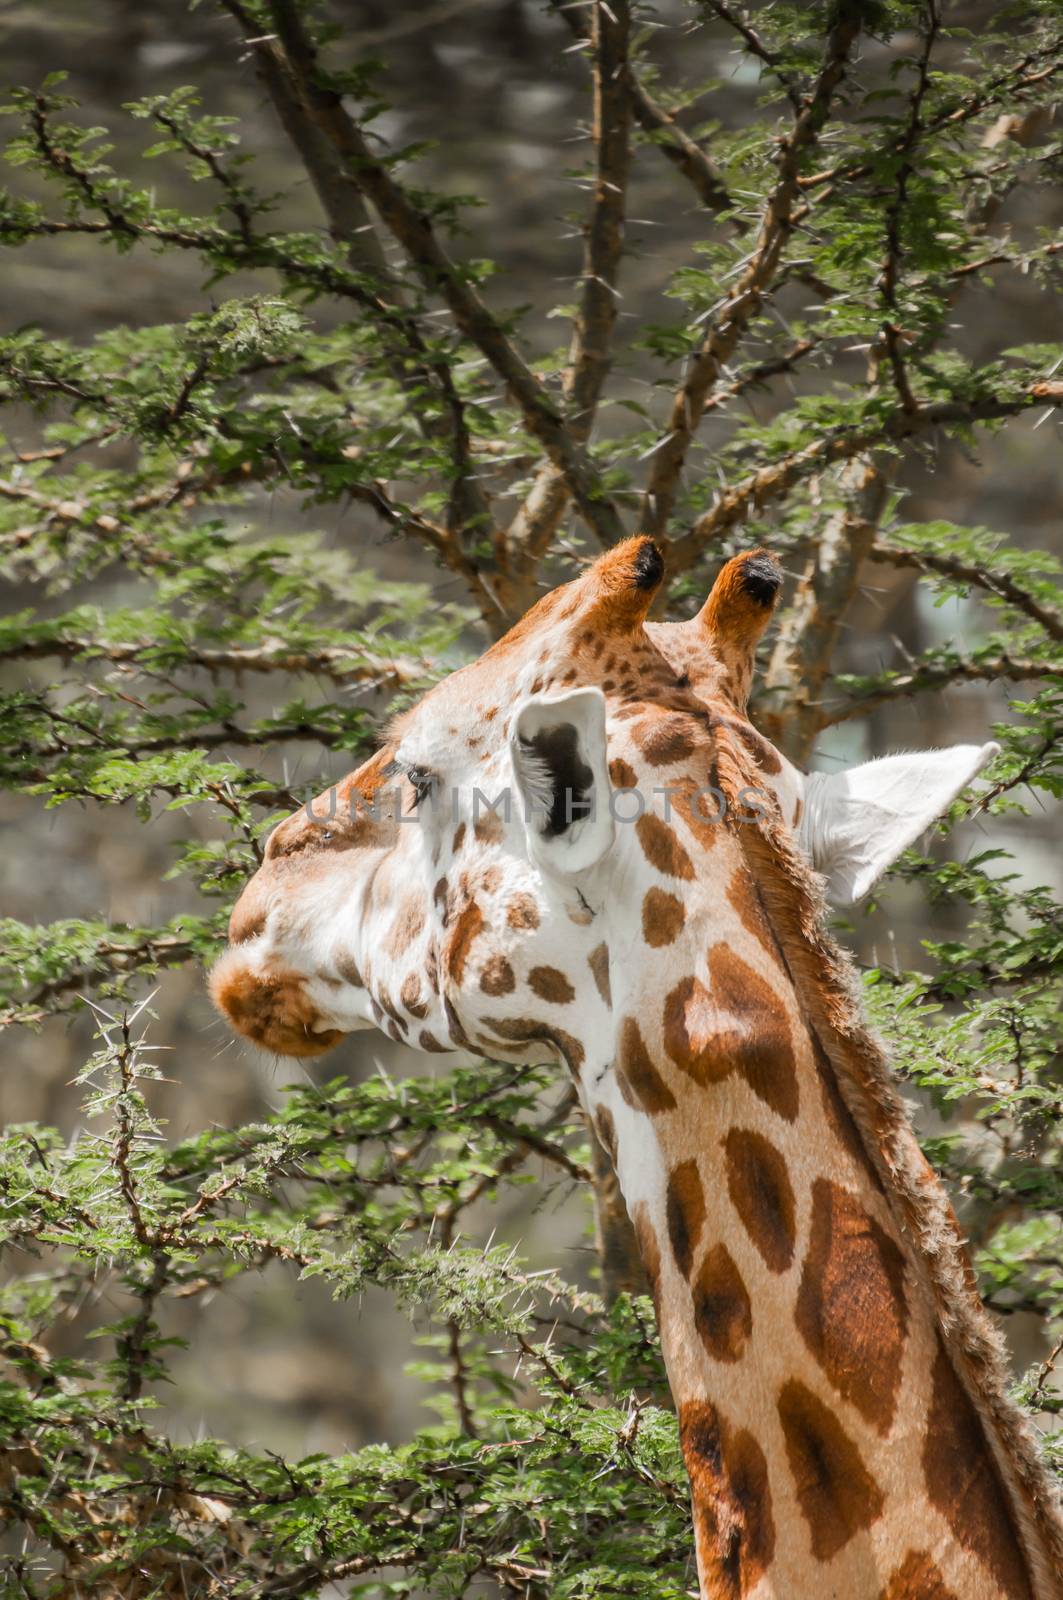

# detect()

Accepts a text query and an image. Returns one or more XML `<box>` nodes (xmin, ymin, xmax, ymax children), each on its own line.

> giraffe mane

<box><xmin>712</xmin><ymin>718</ymin><xmax>1063</xmax><ymax>1600</ymax></box>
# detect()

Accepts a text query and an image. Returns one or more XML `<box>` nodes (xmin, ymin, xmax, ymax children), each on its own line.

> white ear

<box><xmin>798</xmin><ymin>741</ymin><xmax>999</xmax><ymax>906</ymax></box>
<box><xmin>509</xmin><ymin>688</ymin><xmax>615</xmax><ymax>877</ymax></box>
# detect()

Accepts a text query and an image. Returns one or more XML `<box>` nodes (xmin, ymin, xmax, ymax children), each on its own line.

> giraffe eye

<box><xmin>386</xmin><ymin>754</ymin><xmax>439</xmax><ymax>812</ymax></box>
<box><xmin>405</xmin><ymin>764</ymin><xmax>436</xmax><ymax>809</ymax></box>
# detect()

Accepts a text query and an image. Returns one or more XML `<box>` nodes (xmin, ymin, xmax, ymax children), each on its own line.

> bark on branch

<box><xmin>501</xmin><ymin>0</ymin><xmax>633</xmax><ymax>609</ymax></box>
<box><xmin>253</xmin><ymin>0</ymin><xmax>626</xmax><ymax>549</ymax></box>
<box><xmin>665</xmin><ymin>380</ymin><xmax>1063</xmax><ymax>575</ymax></box>
<box><xmin>642</xmin><ymin>3</ymin><xmax>863</xmax><ymax>540</ymax></box>
<box><xmin>868</xmin><ymin>543</ymin><xmax>1063</xmax><ymax>643</ymax></box>
<box><xmin>819</xmin><ymin>653</ymin><xmax>1063</xmax><ymax>728</ymax></box>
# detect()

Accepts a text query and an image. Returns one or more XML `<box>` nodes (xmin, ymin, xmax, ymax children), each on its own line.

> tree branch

<box><xmin>666</xmin><ymin>380</ymin><xmax>1063</xmax><ymax>574</ymax></box>
<box><xmin>759</xmin><ymin>456</ymin><xmax>888</xmax><ymax>763</ymax></box>
<box><xmin>819</xmin><ymin>653</ymin><xmax>1063</xmax><ymax>728</ymax></box>
<box><xmin>219</xmin><ymin>0</ymin><xmax>493</xmax><ymax>556</ymax></box>
<box><xmin>869</xmin><ymin>543</ymin><xmax>1063</xmax><ymax>643</ymax></box>
<box><xmin>643</xmin><ymin>3</ymin><xmax>863</xmax><ymax>539</ymax></box>
<box><xmin>548</xmin><ymin>0</ymin><xmax>736</xmax><ymax>215</ymax></box>
<box><xmin>256</xmin><ymin>0</ymin><xmax>626</xmax><ymax>548</ymax></box>
<box><xmin>501</xmin><ymin>0</ymin><xmax>633</xmax><ymax>605</ymax></box>
<box><xmin>0</xmin><ymin>631</ymin><xmax>437</xmax><ymax>687</ymax></box>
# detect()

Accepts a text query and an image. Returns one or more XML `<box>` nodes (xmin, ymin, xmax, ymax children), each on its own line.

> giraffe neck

<box><xmin>589</xmin><ymin>837</ymin><xmax>1036</xmax><ymax>1600</ymax></box>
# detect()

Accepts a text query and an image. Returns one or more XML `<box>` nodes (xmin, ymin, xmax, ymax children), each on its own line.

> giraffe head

<box><xmin>210</xmin><ymin>538</ymin><xmax>996</xmax><ymax>1067</ymax></box>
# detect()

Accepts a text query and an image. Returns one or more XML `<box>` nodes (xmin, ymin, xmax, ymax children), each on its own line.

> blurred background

<box><xmin>2</xmin><ymin>0</ymin><xmax>1060</xmax><ymax>1466</ymax></box>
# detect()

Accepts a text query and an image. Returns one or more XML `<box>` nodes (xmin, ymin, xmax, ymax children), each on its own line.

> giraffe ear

<box><xmin>510</xmin><ymin>688</ymin><xmax>615</xmax><ymax>877</ymax></box>
<box><xmin>797</xmin><ymin>742</ymin><xmax>1000</xmax><ymax>905</ymax></box>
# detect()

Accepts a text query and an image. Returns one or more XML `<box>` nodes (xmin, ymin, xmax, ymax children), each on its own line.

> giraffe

<box><xmin>210</xmin><ymin>539</ymin><xmax>1063</xmax><ymax>1599</ymax></box>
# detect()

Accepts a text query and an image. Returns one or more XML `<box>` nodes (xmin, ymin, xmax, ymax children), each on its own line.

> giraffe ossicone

<box><xmin>211</xmin><ymin>539</ymin><xmax>1063</xmax><ymax>1600</ymax></box>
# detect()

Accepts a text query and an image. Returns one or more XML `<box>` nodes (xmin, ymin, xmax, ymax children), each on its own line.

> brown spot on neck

<box><xmin>636</xmin><ymin>813</ymin><xmax>696</xmax><ymax>879</ymax></box>
<box><xmin>665</xmin><ymin>1159</ymin><xmax>706</xmax><ymax>1278</ymax></box>
<box><xmin>923</xmin><ymin>1341</ymin><xmax>1031</xmax><ymax>1599</ymax></box>
<box><xmin>680</xmin><ymin>1399</ymin><xmax>775</xmax><ymax>1599</ymax></box>
<box><xmin>633</xmin><ymin>712</ymin><xmax>697</xmax><ymax>768</ymax></box>
<box><xmin>692</xmin><ymin>1244</ymin><xmax>753</xmax><ymax>1365</ymax></box>
<box><xmin>723</xmin><ymin>1127</ymin><xmax>796</xmax><ymax>1274</ymax></box>
<box><xmin>795</xmin><ymin>1178</ymin><xmax>909</xmax><ymax>1434</ymax></box>
<box><xmin>616</xmin><ymin>1016</ymin><xmax>677</xmax><ymax>1114</ymax></box>
<box><xmin>399</xmin><ymin>972</ymin><xmax>429</xmax><ymax>1019</ymax></box>
<box><xmin>777</xmin><ymin>1378</ymin><xmax>884</xmax><ymax>1561</ymax></box>
<box><xmin>479</xmin><ymin>954</ymin><xmax>515</xmax><ymax>996</ymax></box>
<box><xmin>588</xmin><ymin>942</ymin><xmax>611</xmax><ymax>1006</ymax></box>
<box><xmin>528</xmin><ymin>965</ymin><xmax>575</xmax><ymax>1004</ymax></box>
<box><xmin>879</xmin><ymin>1551</ymin><xmax>958</xmax><ymax>1600</ymax></box>
<box><xmin>506</xmin><ymin>893</ymin><xmax>540</xmax><ymax>931</ymax></box>
<box><xmin>662</xmin><ymin>951</ymin><xmax>799</xmax><ymax>1123</ymax></box>
<box><xmin>642</xmin><ymin>887</ymin><xmax>686</xmax><ymax>947</ymax></box>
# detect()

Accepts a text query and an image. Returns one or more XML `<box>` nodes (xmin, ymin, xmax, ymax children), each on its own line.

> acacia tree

<box><xmin>1</xmin><ymin>1</ymin><xmax>1061</xmax><ymax>1595</ymax></box>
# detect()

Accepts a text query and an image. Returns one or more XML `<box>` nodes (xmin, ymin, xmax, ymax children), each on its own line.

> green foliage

<box><xmin>1</xmin><ymin>0</ymin><xmax>1061</xmax><ymax>1594</ymax></box>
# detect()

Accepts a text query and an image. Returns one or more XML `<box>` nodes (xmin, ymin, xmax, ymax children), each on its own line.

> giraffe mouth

<box><xmin>209</xmin><ymin>946</ymin><xmax>348</xmax><ymax>1058</ymax></box>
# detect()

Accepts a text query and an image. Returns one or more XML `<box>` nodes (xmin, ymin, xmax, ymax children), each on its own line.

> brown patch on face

<box><xmin>923</xmin><ymin>1341</ymin><xmax>1031</xmax><ymax>1599</ymax></box>
<box><xmin>506</xmin><ymin>893</ymin><xmax>540</xmax><ymax>931</ymax></box>
<box><xmin>400</xmin><ymin>972</ymin><xmax>429</xmax><ymax>1019</ymax></box>
<box><xmin>484</xmin><ymin>1016</ymin><xmax>586</xmax><ymax>1071</ymax></box>
<box><xmin>636</xmin><ymin>813</ymin><xmax>696</xmax><ymax>879</ymax></box>
<box><xmin>210</xmin><ymin>952</ymin><xmax>345</xmax><ymax>1058</ymax></box>
<box><xmin>474</xmin><ymin>808</ymin><xmax>504</xmax><ymax>844</ymax></box>
<box><xmin>335</xmin><ymin>954</ymin><xmax>364</xmax><ymax>987</ymax></box>
<box><xmin>384</xmin><ymin>892</ymin><xmax>426</xmax><ymax>960</ymax></box>
<box><xmin>452</xmin><ymin>822</ymin><xmax>466</xmax><ymax>853</ymax></box>
<box><xmin>795</xmin><ymin>1179</ymin><xmax>908</xmax><ymax>1434</ymax></box>
<box><xmin>642</xmin><ymin>887</ymin><xmax>686</xmax><ymax>948</ymax></box>
<box><xmin>723</xmin><ymin>1128</ymin><xmax>796</xmax><ymax>1274</ymax></box>
<box><xmin>444</xmin><ymin>994</ymin><xmax>472</xmax><ymax>1049</ymax></box>
<box><xmin>665</xmin><ymin>1159</ymin><xmax>706</xmax><ymax>1277</ymax></box>
<box><xmin>633</xmin><ymin>713</ymin><xmax>697</xmax><ymax>769</ymax></box>
<box><xmin>616</xmin><ymin>1016</ymin><xmax>677</xmax><ymax>1114</ymax></box>
<box><xmin>588</xmin><ymin>943</ymin><xmax>611</xmax><ymax>1006</ymax></box>
<box><xmin>777</xmin><ymin>1379</ymin><xmax>884</xmax><ymax>1561</ymax></box>
<box><xmin>480</xmin><ymin>864</ymin><xmax>502</xmax><ymax>895</ymax></box>
<box><xmin>594</xmin><ymin>1105</ymin><xmax>618</xmax><ymax>1165</ymax></box>
<box><xmin>664</xmin><ymin>946</ymin><xmax>799</xmax><ymax>1120</ymax></box>
<box><xmin>879</xmin><ymin>1551</ymin><xmax>958</xmax><ymax>1600</ymax></box>
<box><xmin>480</xmin><ymin>955</ymin><xmax>515</xmax><ymax>997</ymax></box>
<box><xmin>679</xmin><ymin>1399</ymin><xmax>775</xmax><ymax>1600</ymax></box>
<box><xmin>374</xmin><ymin>986</ymin><xmax>408</xmax><ymax>1033</ymax></box>
<box><xmin>692</xmin><ymin>1244</ymin><xmax>753</xmax><ymax>1365</ymax></box>
<box><xmin>444</xmin><ymin>898</ymin><xmax>484</xmax><ymax>986</ymax></box>
<box><xmin>609</xmin><ymin>755</ymin><xmax>638</xmax><ymax>790</ymax></box>
<box><xmin>528</xmin><ymin>966</ymin><xmax>575</xmax><ymax>1004</ymax></box>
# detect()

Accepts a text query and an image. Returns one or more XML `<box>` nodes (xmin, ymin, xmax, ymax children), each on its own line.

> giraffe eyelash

<box><xmin>387</xmin><ymin>756</ymin><xmax>438</xmax><ymax>810</ymax></box>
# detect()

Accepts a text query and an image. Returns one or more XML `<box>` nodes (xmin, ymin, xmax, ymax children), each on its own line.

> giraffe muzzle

<box><xmin>209</xmin><ymin>945</ymin><xmax>348</xmax><ymax>1058</ymax></box>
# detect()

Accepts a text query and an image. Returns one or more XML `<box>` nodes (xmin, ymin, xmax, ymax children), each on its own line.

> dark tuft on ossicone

<box><xmin>633</xmin><ymin>539</ymin><xmax>665</xmax><ymax>591</ymax></box>
<box><xmin>739</xmin><ymin>552</ymin><xmax>781</xmax><ymax>608</ymax></box>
